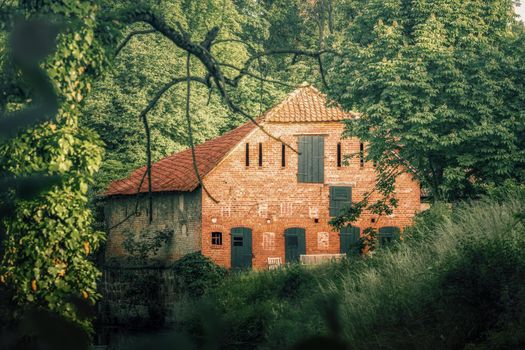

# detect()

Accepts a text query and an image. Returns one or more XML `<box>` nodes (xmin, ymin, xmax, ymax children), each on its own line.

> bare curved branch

<box><xmin>217</xmin><ymin>62</ymin><xmax>295</xmax><ymax>88</ymax></box>
<box><xmin>114</xmin><ymin>29</ymin><xmax>156</xmax><ymax>57</ymax></box>
<box><xmin>137</xmin><ymin>75</ymin><xmax>210</xmax><ymax>223</ymax></box>
<box><xmin>118</xmin><ymin>9</ymin><xmax>304</xmax><ymax>152</ymax></box>
<box><xmin>184</xmin><ymin>53</ymin><xmax>219</xmax><ymax>203</ymax></box>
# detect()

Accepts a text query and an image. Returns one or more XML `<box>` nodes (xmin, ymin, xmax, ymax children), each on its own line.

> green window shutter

<box><xmin>330</xmin><ymin>186</ymin><xmax>352</xmax><ymax>216</ymax></box>
<box><xmin>378</xmin><ymin>226</ymin><xmax>400</xmax><ymax>246</ymax></box>
<box><xmin>313</xmin><ymin>136</ymin><xmax>324</xmax><ymax>182</ymax></box>
<box><xmin>298</xmin><ymin>137</ymin><xmax>306</xmax><ymax>182</ymax></box>
<box><xmin>298</xmin><ymin>136</ymin><xmax>324</xmax><ymax>183</ymax></box>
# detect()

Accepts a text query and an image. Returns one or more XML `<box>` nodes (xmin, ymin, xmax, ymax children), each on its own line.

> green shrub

<box><xmin>403</xmin><ymin>201</ymin><xmax>452</xmax><ymax>243</ymax></box>
<box><xmin>172</xmin><ymin>252</ymin><xmax>228</xmax><ymax>298</ymax></box>
<box><xmin>484</xmin><ymin>179</ymin><xmax>525</xmax><ymax>203</ymax></box>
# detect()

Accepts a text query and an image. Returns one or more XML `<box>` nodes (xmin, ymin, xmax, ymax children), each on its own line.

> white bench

<box><xmin>299</xmin><ymin>253</ymin><xmax>346</xmax><ymax>265</ymax></box>
<box><xmin>267</xmin><ymin>257</ymin><xmax>282</xmax><ymax>270</ymax></box>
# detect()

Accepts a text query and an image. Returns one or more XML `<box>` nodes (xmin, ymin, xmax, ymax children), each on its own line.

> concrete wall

<box><xmin>104</xmin><ymin>189</ymin><xmax>202</xmax><ymax>264</ymax></box>
<box><xmin>201</xmin><ymin>121</ymin><xmax>421</xmax><ymax>269</ymax></box>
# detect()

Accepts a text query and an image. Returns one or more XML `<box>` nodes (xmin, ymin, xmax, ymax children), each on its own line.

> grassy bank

<box><xmin>175</xmin><ymin>195</ymin><xmax>525</xmax><ymax>349</ymax></box>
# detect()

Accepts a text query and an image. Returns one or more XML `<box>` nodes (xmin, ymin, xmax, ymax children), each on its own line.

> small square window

<box><xmin>211</xmin><ymin>232</ymin><xmax>222</xmax><ymax>245</ymax></box>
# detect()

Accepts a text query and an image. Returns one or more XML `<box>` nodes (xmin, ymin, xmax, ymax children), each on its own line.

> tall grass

<box><xmin>332</xmin><ymin>197</ymin><xmax>525</xmax><ymax>348</ymax></box>
<box><xmin>178</xmin><ymin>195</ymin><xmax>525</xmax><ymax>349</ymax></box>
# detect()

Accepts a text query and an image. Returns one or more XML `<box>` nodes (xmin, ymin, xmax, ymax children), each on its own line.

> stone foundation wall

<box><xmin>104</xmin><ymin>190</ymin><xmax>202</xmax><ymax>263</ymax></box>
<box><xmin>98</xmin><ymin>267</ymin><xmax>182</xmax><ymax>326</ymax></box>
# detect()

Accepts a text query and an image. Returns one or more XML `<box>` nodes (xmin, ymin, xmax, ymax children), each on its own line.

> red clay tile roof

<box><xmin>105</xmin><ymin>84</ymin><xmax>355</xmax><ymax>196</ymax></box>
<box><xmin>105</xmin><ymin>121</ymin><xmax>257</xmax><ymax>196</ymax></box>
<box><xmin>263</xmin><ymin>84</ymin><xmax>354</xmax><ymax>122</ymax></box>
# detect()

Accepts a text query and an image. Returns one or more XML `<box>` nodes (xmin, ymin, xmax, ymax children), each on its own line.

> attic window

<box><xmin>337</xmin><ymin>143</ymin><xmax>342</xmax><ymax>167</ymax></box>
<box><xmin>258</xmin><ymin>143</ymin><xmax>263</xmax><ymax>166</ymax></box>
<box><xmin>245</xmin><ymin>143</ymin><xmax>250</xmax><ymax>166</ymax></box>
<box><xmin>359</xmin><ymin>142</ymin><xmax>364</xmax><ymax>168</ymax></box>
<box><xmin>281</xmin><ymin>143</ymin><xmax>286</xmax><ymax>167</ymax></box>
<box><xmin>211</xmin><ymin>232</ymin><xmax>222</xmax><ymax>245</ymax></box>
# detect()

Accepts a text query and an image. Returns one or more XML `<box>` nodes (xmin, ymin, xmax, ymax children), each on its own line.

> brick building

<box><xmin>104</xmin><ymin>84</ymin><xmax>421</xmax><ymax>269</ymax></box>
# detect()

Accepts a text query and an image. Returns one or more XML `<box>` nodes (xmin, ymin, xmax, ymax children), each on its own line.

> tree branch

<box><xmin>119</xmin><ymin>10</ymin><xmax>339</xmax><ymax>154</ymax></box>
<box><xmin>217</xmin><ymin>62</ymin><xmax>295</xmax><ymax>88</ymax></box>
<box><xmin>114</xmin><ymin>29</ymin><xmax>156</xmax><ymax>57</ymax></box>
<box><xmin>107</xmin><ymin>169</ymin><xmax>148</xmax><ymax>230</ymax></box>
<box><xmin>136</xmin><ymin>75</ymin><xmax>209</xmax><ymax>224</ymax></box>
<box><xmin>184</xmin><ymin>53</ymin><xmax>219</xmax><ymax>203</ymax></box>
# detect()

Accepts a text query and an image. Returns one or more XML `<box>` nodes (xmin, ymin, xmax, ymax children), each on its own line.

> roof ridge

<box><xmin>261</xmin><ymin>84</ymin><xmax>319</xmax><ymax>122</ymax></box>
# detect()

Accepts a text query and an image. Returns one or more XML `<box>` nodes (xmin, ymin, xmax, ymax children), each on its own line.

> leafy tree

<box><xmin>242</xmin><ymin>0</ymin><xmax>346</xmax><ymax>86</ymax></box>
<box><xmin>84</xmin><ymin>0</ymin><xmax>290</xmax><ymax>194</ymax></box>
<box><xmin>0</xmin><ymin>1</ymin><xmax>107</xmax><ymax>331</ymax></box>
<box><xmin>326</xmin><ymin>0</ymin><xmax>525</xmax><ymax>210</ymax></box>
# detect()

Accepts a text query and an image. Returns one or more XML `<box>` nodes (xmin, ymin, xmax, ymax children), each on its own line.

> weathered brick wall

<box><xmin>104</xmin><ymin>189</ymin><xmax>202</xmax><ymax>264</ymax></box>
<box><xmin>98</xmin><ymin>267</ymin><xmax>183</xmax><ymax>326</ymax></box>
<box><xmin>201</xmin><ymin>121</ymin><xmax>421</xmax><ymax>269</ymax></box>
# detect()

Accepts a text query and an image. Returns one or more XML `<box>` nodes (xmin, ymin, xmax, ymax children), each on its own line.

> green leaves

<box><xmin>0</xmin><ymin>1</ymin><xmax>106</xmax><ymax>333</ymax></box>
<box><xmin>326</xmin><ymin>0</ymin><xmax>525</xmax><ymax>203</ymax></box>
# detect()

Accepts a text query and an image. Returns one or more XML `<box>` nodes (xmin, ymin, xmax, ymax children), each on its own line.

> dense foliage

<box><xmin>325</xmin><ymin>0</ymin><xmax>525</xmax><ymax>204</ymax></box>
<box><xmin>176</xmin><ymin>193</ymin><xmax>525</xmax><ymax>349</ymax></box>
<box><xmin>83</xmin><ymin>0</ymin><xmax>332</xmax><ymax>194</ymax></box>
<box><xmin>0</xmin><ymin>1</ymin><xmax>107</xmax><ymax>331</ymax></box>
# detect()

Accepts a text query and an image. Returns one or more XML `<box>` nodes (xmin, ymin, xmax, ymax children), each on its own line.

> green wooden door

<box><xmin>284</xmin><ymin>228</ymin><xmax>306</xmax><ymax>263</ymax></box>
<box><xmin>231</xmin><ymin>227</ymin><xmax>252</xmax><ymax>269</ymax></box>
<box><xmin>340</xmin><ymin>226</ymin><xmax>360</xmax><ymax>255</ymax></box>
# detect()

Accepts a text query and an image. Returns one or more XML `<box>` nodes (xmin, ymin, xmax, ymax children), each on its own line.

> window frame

<box><xmin>378</xmin><ymin>226</ymin><xmax>401</xmax><ymax>246</ymax></box>
<box><xmin>359</xmin><ymin>142</ymin><xmax>364</xmax><ymax>168</ymax></box>
<box><xmin>211</xmin><ymin>231</ymin><xmax>223</xmax><ymax>246</ymax></box>
<box><xmin>281</xmin><ymin>143</ymin><xmax>286</xmax><ymax>167</ymax></box>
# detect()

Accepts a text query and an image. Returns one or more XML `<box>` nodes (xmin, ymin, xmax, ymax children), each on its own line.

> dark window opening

<box><xmin>245</xmin><ymin>143</ymin><xmax>250</xmax><ymax>166</ymax></box>
<box><xmin>258</xmin><ymin>143</ymin><xmax>263</xmax><ymax>166</ymax></box>
<box><xmin>359</xmin><ymin>142</ymin><xmax>364</xmax><ymax>168</ymax></box>
<box><xmin>233</xmin><ymin>236</ymin><xmax>243</xmax><ymax>246</ymax></box>
<box><xmin>281</xmin><ymin>143</ymin><xmax>286</xmax><ymax>167</ymax></box>
<box><xmin>211</xmin><ymin>232</ymin><xmax>222</xmax><ymax>245</ymax></box>
<box><xmin>337</xmin><ymin>143</ymin><xmax>342</xmax><ymax>167</ymax></box>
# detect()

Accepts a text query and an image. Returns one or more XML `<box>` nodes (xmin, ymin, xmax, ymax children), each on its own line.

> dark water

<box><xmin>94</xmin><ymin>327</ymin><xmax>195</xmax><ymax>350</ymax></box>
